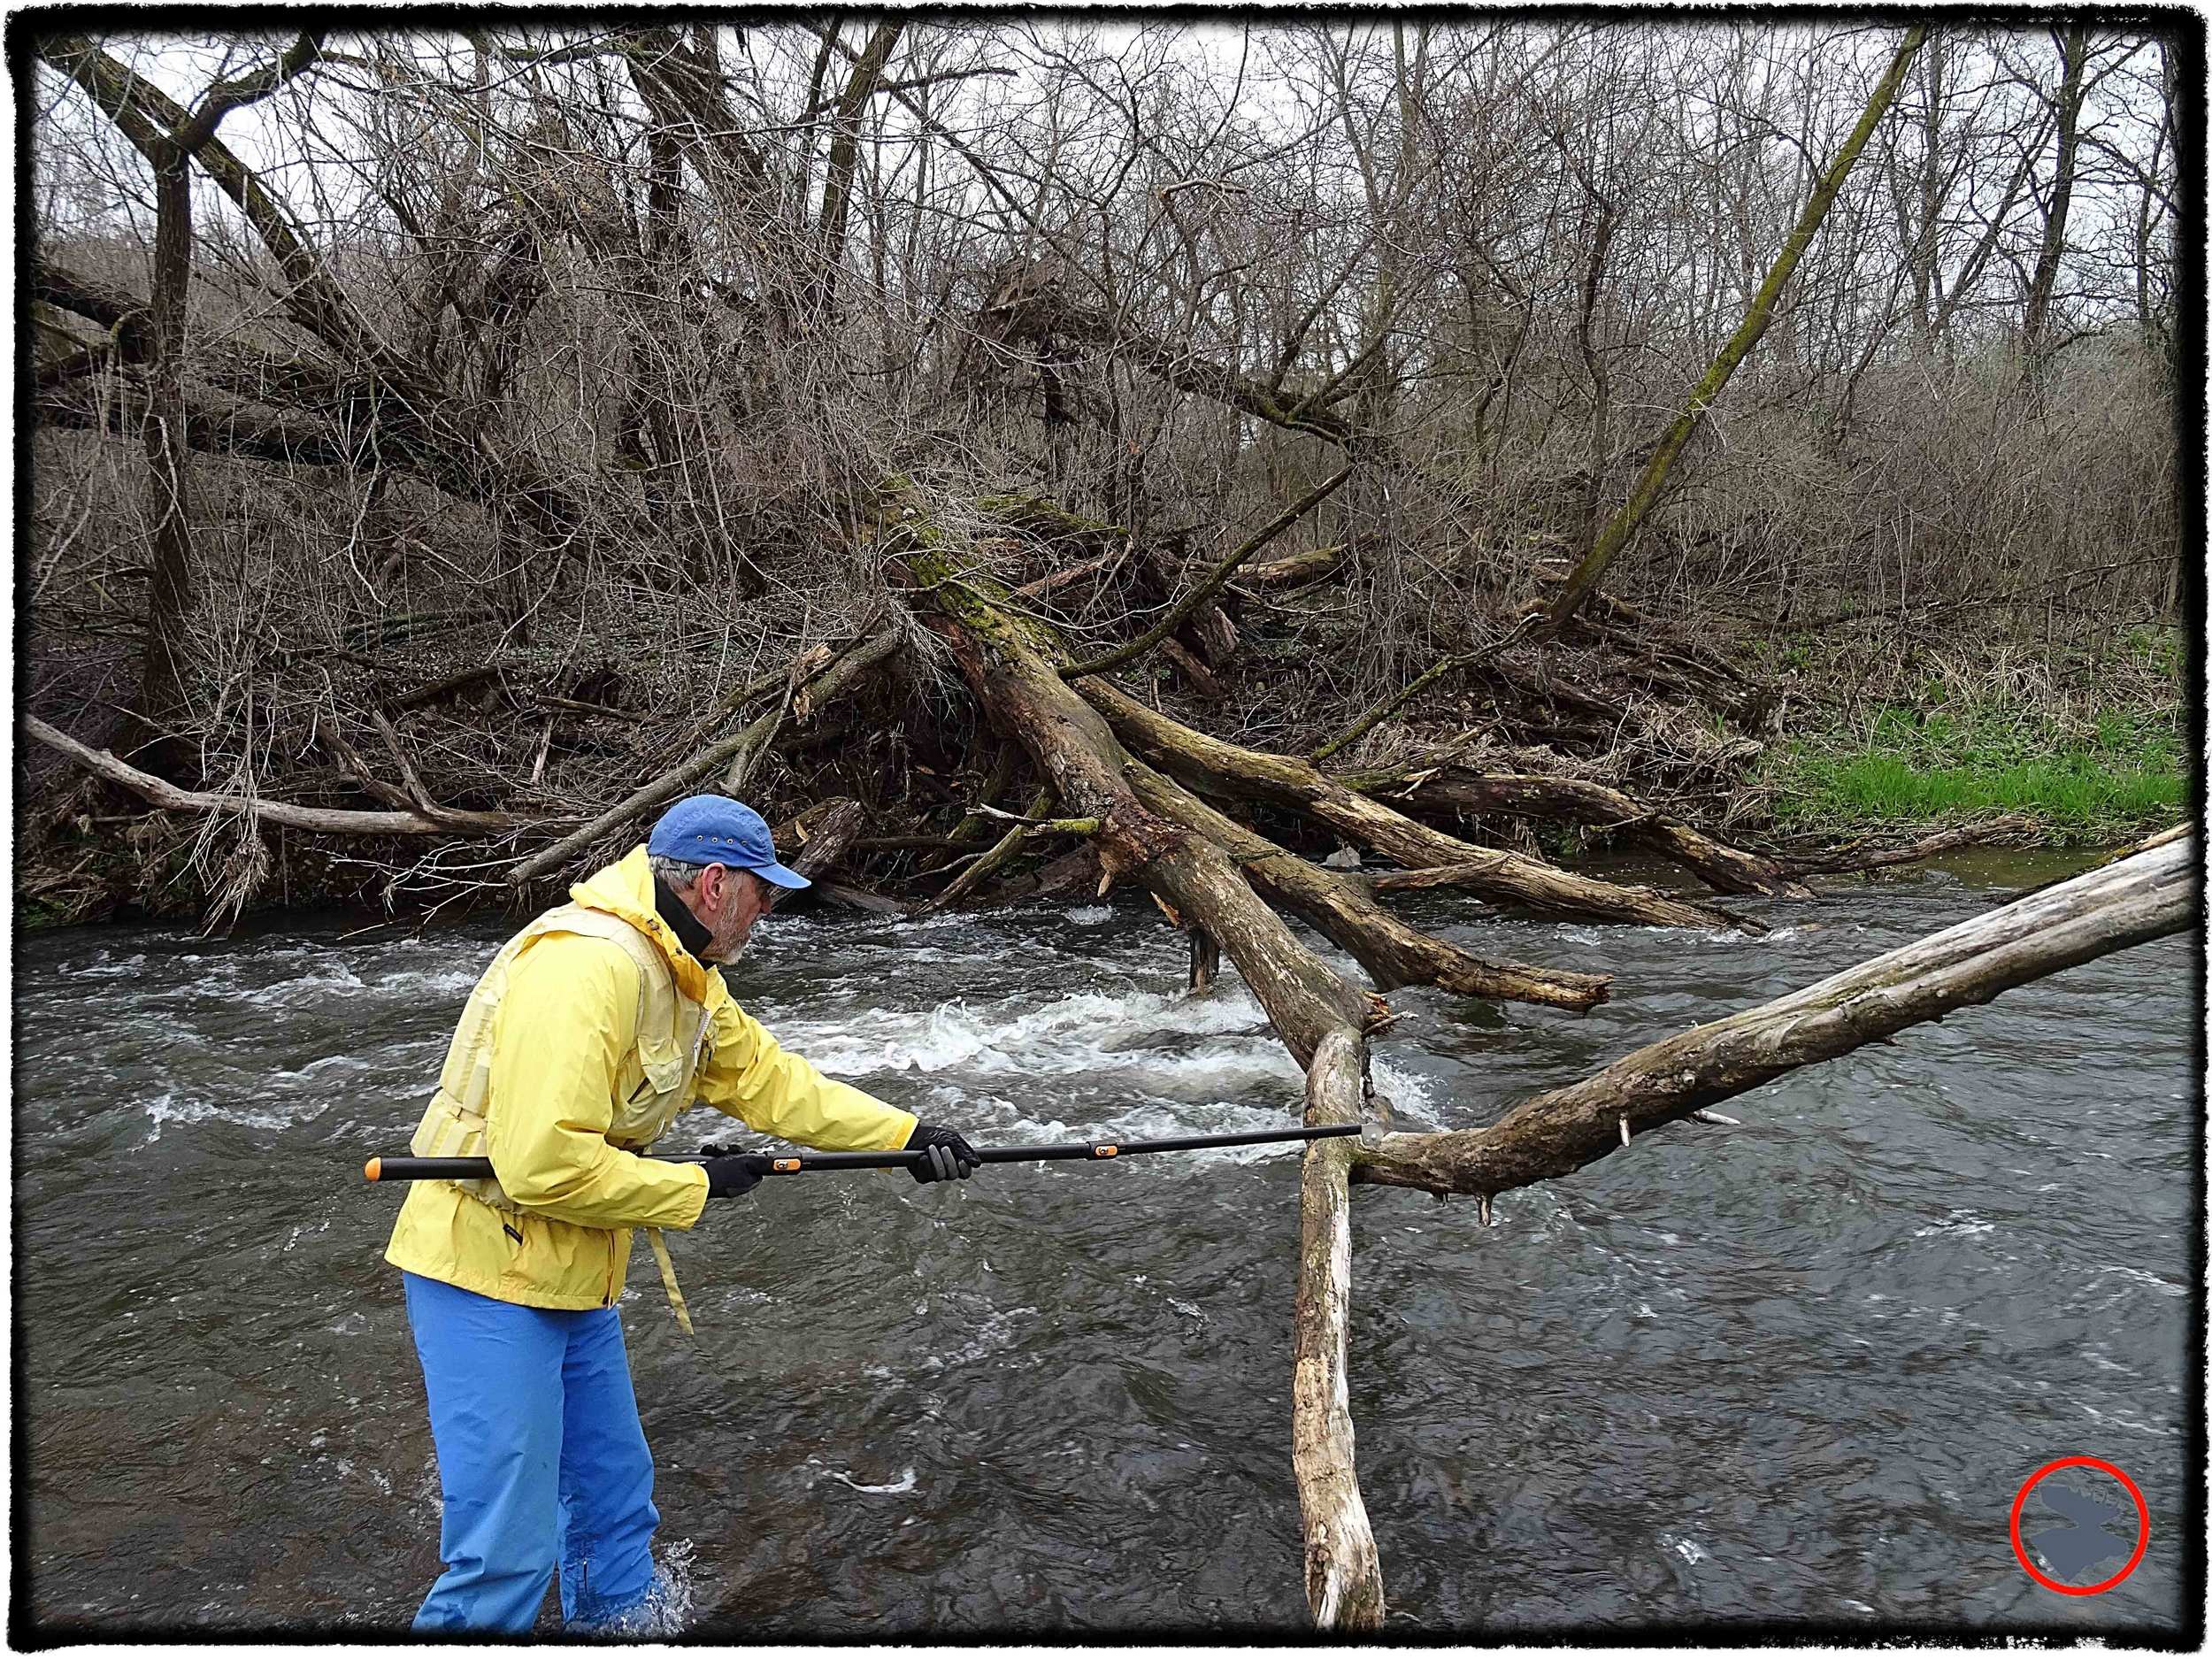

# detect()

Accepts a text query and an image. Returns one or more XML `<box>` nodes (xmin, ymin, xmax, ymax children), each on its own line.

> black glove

<box><xmin>702</xmin><ymin>1151</ymin><xmax>773</xmax><ymax>1200</ymax></box>
<box><xmin>904</xmin><ymin>1123</ymin><xmax>979</xmax><ymax>1184</ymax></box>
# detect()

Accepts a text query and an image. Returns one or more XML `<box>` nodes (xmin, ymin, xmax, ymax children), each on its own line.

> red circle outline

<box><xmin>2009</xmin><ymin>1456</ymin><xmax>2149</xmax><ymax>1595</ymax></box>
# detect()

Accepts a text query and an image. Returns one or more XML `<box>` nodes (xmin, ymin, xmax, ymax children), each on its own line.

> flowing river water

<box><xmin>14</xmin><ymin>850</ymin><xmax>2200</xmax><ymax>1638</ymax></box>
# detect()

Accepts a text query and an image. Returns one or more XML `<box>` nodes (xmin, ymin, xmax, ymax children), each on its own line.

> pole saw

<box><xmin>363</xmin><ymin>1123</ymin><xmax>1359</xmax><ymax>1184</ymax></box>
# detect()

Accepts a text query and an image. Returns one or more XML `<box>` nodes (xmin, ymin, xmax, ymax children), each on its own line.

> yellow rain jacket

<box><xmin>384</xmin><ymin>846</ymin><xmax>917</xmax><ymax>1313</ymax></box>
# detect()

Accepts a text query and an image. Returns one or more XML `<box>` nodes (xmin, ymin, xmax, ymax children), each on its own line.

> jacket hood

<box><xmin>570</xmin><ymin>846</ymin><xmax>718</xmax><ymax>1004</ymax></box>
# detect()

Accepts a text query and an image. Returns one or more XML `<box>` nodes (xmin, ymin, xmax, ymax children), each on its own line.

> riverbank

<box><xmin>17</xmin><ymin>609</ymin><xmax>2187</xmax><ymax>932</ymax></box>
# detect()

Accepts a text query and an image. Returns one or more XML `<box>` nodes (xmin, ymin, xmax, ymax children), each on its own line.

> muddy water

<box><xmin>13</xmin><ymin>851</ymin><xmax>2199</xmax><ymax>1637</ymax></box>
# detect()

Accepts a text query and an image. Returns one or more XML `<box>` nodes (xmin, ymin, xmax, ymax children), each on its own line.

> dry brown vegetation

<box><xmin>19</xmin><ymin>19</ymin><xmax>2184</xmax><ymax>924</ymax></box>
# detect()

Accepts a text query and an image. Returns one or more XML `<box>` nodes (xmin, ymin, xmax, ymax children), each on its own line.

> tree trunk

<box><xmin>1544</xmin><ymin>26</ymin><xmax>1926</xmax><ymax>628</ymax></box>
<box><xmin>815</xmin><ymin>22</ymin><xmax>904</xmax><ymax>316</ymax></box>
<box><xmin>1343</xmin><ymin>767</ymin><xmax>1809</xmax><ymax>897</ymax></box>
<box><xmin>974</xmin><ymin>273</ymin><xmax>1400</xmax><ymax>464</ymax></box>
<box><xmin>2022</xmin><ymin>23</ymin><xmax>2091</xmax><ymax>380</ymax></box>
<box><xmin>132</xmin><ymin>140</ymin><xmax>199</xmax><ymax>775</ymax></box>
<box><xmin>41</xmin><ymin>33</ymin><xmax>322</xmax><ymax>774</ymax></box>
<box><xmin>1353</xmin><ymin>831</ymin><xmax>2196</xmax><ymax>1199</ymax></box>
<box><xmin>1086</xmin><ymin>681</ymin><xmax>1748</xmax><ymax>929</ymax></box>
<box><xmin>1127</xmin><ymin>761</ymin><xmax>1611</xmax><ymax>1011</ymax></box>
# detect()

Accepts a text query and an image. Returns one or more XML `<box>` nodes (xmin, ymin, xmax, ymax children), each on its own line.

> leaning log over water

<box><xmin>897</xmin><ymin>538</ymin><xmax>1378</xmax><ymax>1064</ymax></box>
<box><xmin>1351</xmin><ymin>829</ymin><xmax>2197</xmax><ymax>1200</ymax></box>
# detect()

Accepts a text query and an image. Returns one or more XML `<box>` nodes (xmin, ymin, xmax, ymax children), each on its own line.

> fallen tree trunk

<box><xmin>1244</xmin><ymin>543</ymin><xmax>1348</xmax><ymax>590</ymax></box>
<box><xmin>1778</xmin><ymin>813</ymin><xmax>2040</xmax><ymax>877</ymax></box>
<box><xmin>1085</xmin><ymin>681</ymin><xmax>1748</xmax><ymax>930</ymax></box>
<box><xmin>35</xmin><ymin>371</ymin><xmax>361</xmax><ymax>470</ymax></box>
<box><xmin>1127</xmin><ymin>761</ymin><xmax>1610</xmax><ymax>1012</ymax></box>
<box><xmin>883</xmin><ymin>487</ymin><xmax>2196</xmax><ymax>1632</ymax></box>
<box><xmin>1351</xmin><ymin>830</ymin><xmax>2196</xmax><ymax>1200</ymax></box>
<box><xmin>902</xmin><ymin>575</ymin><xmax>1378</xmax><ymax>1063</ymax></box>
<box><xmin>1344</xmin><ymin>764</ymin><xmax>1809</xmax><ymax>897</ymax></box>
<box><xmin>2006</xmin><ymin>821</ymin><xmax>2189</xmax><ymax>902</ymax></box>
<box><xmin>27</xmin><ymin>715</ymin><xmax>539</xmax><ymax>837</ymax></box>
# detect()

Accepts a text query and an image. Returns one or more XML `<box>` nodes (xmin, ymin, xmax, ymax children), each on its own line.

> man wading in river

<box><xmin>384</xmin><ymin>795</ymin><xmax>981</xmax><ymax>1632</ymax></box>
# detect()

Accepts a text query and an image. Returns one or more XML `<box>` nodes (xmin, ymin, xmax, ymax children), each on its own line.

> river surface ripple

<box><xmin>13</xmin><ymin>850</ymin><xmax>2198</xmax><ymax>1636</ymax></box>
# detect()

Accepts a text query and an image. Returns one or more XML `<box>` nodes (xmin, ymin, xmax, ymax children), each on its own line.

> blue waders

<box><xmin>405</xmin><ymin>1272</ymin><xmax>663</xmax><ymax>1632</ymax></box>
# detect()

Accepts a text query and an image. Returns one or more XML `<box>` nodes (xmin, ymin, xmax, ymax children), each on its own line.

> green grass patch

<box><xmin>1778</xmin><ymin>749</ymin><xmax>2184</xmax><ymax>826</ymax></box>
<box><xmin>1768</xmin><ymin>693</ymin><xmax>2189</xmax><ymax>844</ymax></box>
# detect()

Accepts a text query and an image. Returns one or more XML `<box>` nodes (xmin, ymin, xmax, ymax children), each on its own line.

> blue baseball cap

<box><xmin>647</xmin><ymin>795</ymin><xmax>811</xmax><ymax>889</ymax></box>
